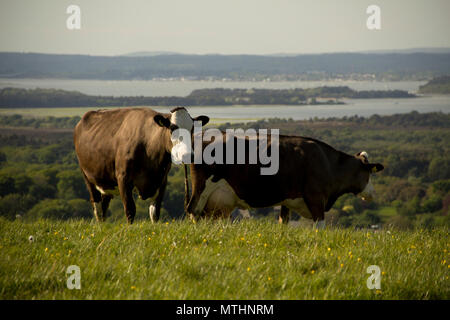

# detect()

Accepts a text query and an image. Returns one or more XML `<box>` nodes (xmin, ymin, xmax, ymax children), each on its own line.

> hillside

<box><xmin>1</xmin><ymin>52</ymin><xmax>450</xmax><ymax>80</ymax></box>
<box><xmin>0</xmin><ymin>218</ymin><xmax>448</xmax><ymax>299</ymax></box>
<box><xmin>419</xmin><ymin>76</ymin><xmax>450</xmax><ymax>94</ymax></box>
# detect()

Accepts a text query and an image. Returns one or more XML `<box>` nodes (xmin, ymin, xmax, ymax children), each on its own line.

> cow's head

<box><xmin>154</xmin><ymin>107</ymin><xmax>209</xmax><ymax>164</ymax></box>
<box><xmin>354</xmin><ymin>151</ymin><xmax>384</xmax><ymax>201</ymax></box>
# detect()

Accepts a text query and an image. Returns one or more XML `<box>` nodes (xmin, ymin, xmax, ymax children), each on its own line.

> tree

<box><xmin>27</xmin><ymin>199</ymin><xmax>72</xmax><ymax>220</ymax></box>
<box><xmin>421</xmin><ymin>195</ymin><xmax>443</xmax><ymax>213</ymax></box>
<box><xmin>0</xmin><ymin>194</ymin><xmax>36</xmax><ymax>220</ymax></box>
<box><xmin>67</xmin><ymin>199</ymin><xmax>92</xmax><ymax>219</ymax></box>
<box><xmin>0</xmin><ymin>175</ymin><xmax>15</xmax><ymax>197</ymax></box>
<box><xmin>56</xmin><ymin>170</ymin><xmax>89</xmax><ymax>200</ymax></box>
<box><xmin>428</xmin><ymin>158</ymin><xmax>450</xmax><ymax>181</ymax></box>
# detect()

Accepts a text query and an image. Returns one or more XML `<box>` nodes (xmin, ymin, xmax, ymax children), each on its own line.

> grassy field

<box><xmin>0</xmin><ymin>217</ymin><xmax>448</xmax><ymax>300</ymax></box>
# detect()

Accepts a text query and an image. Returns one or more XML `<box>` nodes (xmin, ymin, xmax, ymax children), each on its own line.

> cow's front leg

<box><xmin>278</xmin><ymin>205</ymin><xmax>290</xmax><ymax>224</ymax></box>
<box><xmin>304</xmin><ymin>195</ymin><xmax>326</xmax><ymax>230</ymax></box>
<box><xmin>117</xmin><ymin>177</ymin><xmax>136</xmax><ymax>224</ymax></box>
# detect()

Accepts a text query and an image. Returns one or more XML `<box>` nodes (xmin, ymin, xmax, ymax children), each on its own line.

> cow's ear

<box><xmin>154</xmin><ymin>114</ymin><xmax>171</xmax><ymax>128</ymax></box>
<box><xmin>366</xmin><ymin>163</ymin><xmax>384</xmax><ymax>173</ymax></box>
<box><xmin>193</xmin><ymin>115</ymin><xmax>210</xmax><ymax>126</ymax></box>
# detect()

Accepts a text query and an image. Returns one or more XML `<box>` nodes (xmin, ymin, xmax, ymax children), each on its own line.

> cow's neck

<box><xmin>332</xmin><ymin>155</ymin><xmax>361</xmax><ymax>197</ymax></box>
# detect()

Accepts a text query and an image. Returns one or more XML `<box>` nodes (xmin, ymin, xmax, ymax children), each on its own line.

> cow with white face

<box><xmin>74</xmin><ymin>107</ymin><xmax>209</xmax><ymax>224</ymax></box>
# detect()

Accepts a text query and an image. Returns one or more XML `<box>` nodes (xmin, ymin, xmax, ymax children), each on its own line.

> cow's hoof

<box><xmin>188</xmin><ymin>214</ymin><xmax>197</xmax><ymax>224</ymax></box>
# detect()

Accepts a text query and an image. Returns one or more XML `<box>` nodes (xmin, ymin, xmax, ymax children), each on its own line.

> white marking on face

<box><xmin>170</xmin><ymin>109</ymin><xmax>194</xmax><ymax>165</ymax></box>
<box><xmin>170</xmin><ymin>109</ymin><xmax>194</xmax><ymax>131</ymax></box>
<box><xmin>360</xmin><ymin>151</ymin><xmax>369</xmax><ymax>162</ymax></box>
<box><xmin>360</xmin><ymin>178</ymin><xmax>375</xmax><ymax>201</ymax></box>
<box><xmin>170</xmin><ymin>133</ymin><xmax>191</xmax><ymax>165</ymax></box>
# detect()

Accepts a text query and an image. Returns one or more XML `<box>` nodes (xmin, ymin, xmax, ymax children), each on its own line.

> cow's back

<box><xmin>214</xmin><ymin>135</ymin><xmax>338</xmax><ymax>206</ymax></box>
<box><xmin>74</xmin><ymin>108</ymin><xmax>167</xmax><ymax>190</ymax></box>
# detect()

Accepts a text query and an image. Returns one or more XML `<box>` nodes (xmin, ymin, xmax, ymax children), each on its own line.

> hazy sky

<box><xmin>0</xmin><ymin>0</ymin><xmax>449</xmax><ymax>55</ymax></box>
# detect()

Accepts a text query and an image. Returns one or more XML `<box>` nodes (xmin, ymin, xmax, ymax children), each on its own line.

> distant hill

<box><xmin>419</xmin><ymin>76</ymin><xmax>450</xmax><ymax>94</ymax></box>
<box><xmin>0</xmin><ymin>51</ymin><xmax>450</xmax><ymax>80</ymax></box>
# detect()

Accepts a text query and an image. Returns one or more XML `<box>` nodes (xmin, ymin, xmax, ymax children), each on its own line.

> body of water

<box><xmin>0</xmin><ymin>78</ymin><xmax>427</xmax><ymax>97</ymax></box>
<box><xmin>185</xmin><ymin>96</ymin><xmax>450</xmax><ymax>122</ymax></box>
<box><xmin>0</xmin><ymin>78</ymin><xmax>448</xmax><ymax>122</ymax></box>
<box><xmin>1</xmin><ymin>96</ymin><xmax>448</xmax><ymax>123</ymax></box>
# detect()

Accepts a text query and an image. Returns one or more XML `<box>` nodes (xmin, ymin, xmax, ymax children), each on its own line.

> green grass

<box><xmin>0</xmin><ymin>217</ymin><xmax>448</xmax><ymax>300</ymax></box>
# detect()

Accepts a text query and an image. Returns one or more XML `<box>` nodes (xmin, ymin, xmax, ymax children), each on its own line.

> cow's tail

<box><xmin>183</xmin><ymin>164</ymin><xmax>190</xmax><ymax>213</ymax></box>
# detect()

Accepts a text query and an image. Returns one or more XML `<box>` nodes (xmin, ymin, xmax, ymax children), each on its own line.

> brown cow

<box><xmin>186</xmin><ymin>132</ymin><xmax>383</xmax><ymax>227</ymax></box>
<box><xmin>74</xmin><ymin>107</ymin><xmax>209</xmax><ymax>224</ymax></box>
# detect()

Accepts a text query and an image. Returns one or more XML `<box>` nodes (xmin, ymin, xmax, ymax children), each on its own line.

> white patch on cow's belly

<box><xmin>95</xmin><ymin>185</ymin><xmax>140</xmax><ymax>197</ymax></box>
<box><xmin>195</xmin><ymin>177</ymin><xmax>250</xmax><ymax>216</ymax></box>
<box><xmin>279</xmin><ymin>198</ymin><xmax>312</xmax><ymax>219</ymax></box>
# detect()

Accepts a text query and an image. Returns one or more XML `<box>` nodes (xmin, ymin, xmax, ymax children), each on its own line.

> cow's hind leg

<box><xmin>80</xmin><ymin>170</ymin><xmax>105</xmax><ymax>222</ymax></box>
<box><xmin>100</xmin><ymin>194</ymin><xmax>112</xmax><ymax>220</ymax></box>
<box><xmin>117</xmin><ymin>177</ymin><xmax>136</xmax><ymax>224</ymax></box>
<box><xmin>278</xmin><ymin>206</ymin><xmax>290</xmax><ymax>224</ymax></box>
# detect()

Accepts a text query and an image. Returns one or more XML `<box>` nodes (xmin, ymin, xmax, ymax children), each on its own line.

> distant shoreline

<box><xmin>0</xmin><ymin>87</ymin><xmax>416</xmax><ymax>109</ymax></box>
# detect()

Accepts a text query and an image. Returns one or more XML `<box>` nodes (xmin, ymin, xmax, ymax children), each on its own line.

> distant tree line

<box><xmin>0</xmin><ymin>86</ymin><xmax>415</xmax><ymax>108</ymax></box>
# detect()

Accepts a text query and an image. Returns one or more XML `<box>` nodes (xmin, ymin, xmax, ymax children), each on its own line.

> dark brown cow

<box><xmin>186</xmin><ymin>132</ymin><xmax>383</xmax><ymax>227</ymax></box>
<box><xmin>74</xmin><ymin>107</ymin><xmax>209</xmax><ymax>224</ymax></box>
